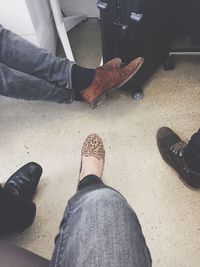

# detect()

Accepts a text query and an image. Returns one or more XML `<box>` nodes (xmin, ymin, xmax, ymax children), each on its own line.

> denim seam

<box><xmin>67</xmin><ymin>61</ymin><xmax>75</xmax><ymax>90</ymax></box>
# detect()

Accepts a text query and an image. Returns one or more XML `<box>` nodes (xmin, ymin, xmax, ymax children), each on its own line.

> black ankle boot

<box><xmin>3</xmin><ymin>162</ymin><xmax>42</xmax><ymax>200</ymax></box>
<box><xmin>156</xmin><ymin>127</ymin><xmax>200</xmax><ymax>189</ymax></box>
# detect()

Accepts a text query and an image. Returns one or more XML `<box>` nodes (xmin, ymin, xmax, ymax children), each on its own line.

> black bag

<box><xmin>98</xmin><ymin>0</ymin><xmax>175</xmax><ymax>98</ymax></box>
<box><xmin>164</xmin><ymin>0</ymin><xmax>200</xmax><ymax>69</ymax></box>
<box><xmin>176</xmin><ymin>0</ymin><xmax>200</xmax><ymax>44</ymax></box>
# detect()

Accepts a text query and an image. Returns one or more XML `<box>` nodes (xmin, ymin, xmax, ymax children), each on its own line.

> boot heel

<box><xmin>89</xmin><ymin>94</ymin><xmax>106</xmax><ymax>109</ymax></box>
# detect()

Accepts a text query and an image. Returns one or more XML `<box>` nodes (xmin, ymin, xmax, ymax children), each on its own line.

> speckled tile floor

<box><xmin>0</xmin><ymin>19</ymin><xmax>200</xmax><ymax>267</ymax></box>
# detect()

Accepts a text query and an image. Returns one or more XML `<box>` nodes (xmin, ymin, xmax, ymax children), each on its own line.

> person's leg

<box><xmin>183</xmin><ymin>129</ymin><xmax>200</xmax><ymax>173</ymax></box>
<box><xmin>50</xmin><ymin>175</ymin><xmax>152</xmax><ymax>267</ymax></box>
<box><xmin>0</xmin><ymin>63</ymin><xmax>73</xmax><ymax>103</ymax></box>
<box><xmin>50</xmin><ymin>134</ymin><xmax>152</xmax><ymax>267</ymax></box>
<box><xmin>0</xmin><ymin>241</ymin><xmax>49</xmax><ymax>267</ymax></box>
<box><xmin>0</xmin><ymin>25</ymin><xmax>144</xmax><ymax>108</ymax></box>
<box><xmin>0</xmin><ymin>25</ymin><xmax>74</xmax><ymax>89</ymax></box>
<box><xmin>0</xmin><ymin>25</ymin><xmax>122</xmax><ymax>95</ymax></box>
<box><xmin>156</xmin><ymin>127</ymin><xmax>200</xmax><ymax>189</ymax></box>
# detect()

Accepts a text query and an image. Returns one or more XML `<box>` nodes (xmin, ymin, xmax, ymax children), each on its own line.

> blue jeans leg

<box><xmin>0</xmin><ymin>25</ymin><xmax>74</xmax><ymax>98</ymax></box>
<box><xmin>50</xmin><ymin>175</ymin><xmax>152</xmax><ymax>267</ymax></box>
<box><xmin>0</xmin><ymin>63</ymin><xmax>73</xmax><ymax>103</ymax></box>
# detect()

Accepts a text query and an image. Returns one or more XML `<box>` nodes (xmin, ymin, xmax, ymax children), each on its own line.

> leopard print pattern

<box><xmin>81</xmin><ymin>134</ymin><xmax>105</xmax><ymax>161</ymax></box>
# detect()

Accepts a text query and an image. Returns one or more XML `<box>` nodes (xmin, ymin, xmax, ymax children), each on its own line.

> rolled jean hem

<box><xmin>67</xmin><ymin>61</ymin><xmax>75</xmax><ymax>90</ymax></box>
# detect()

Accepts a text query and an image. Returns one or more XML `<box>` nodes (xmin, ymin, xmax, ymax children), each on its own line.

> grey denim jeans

<box><xmin>50</xmin><ymin>175</ymin><xmax>152</xmax><ymax>267</ymax></box>
<box><xmin>0</xmin><ymin>25</ymin><xmax>74</xmax><ymax>103</ymax></box>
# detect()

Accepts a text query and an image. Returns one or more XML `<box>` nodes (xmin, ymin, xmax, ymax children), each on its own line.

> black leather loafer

<box><xmin>4</xmin><ymin>162</ymin><xmax>42</xmax><ymax>200</ymax></box>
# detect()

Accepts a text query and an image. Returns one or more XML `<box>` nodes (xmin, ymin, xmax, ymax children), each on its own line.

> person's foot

<box><xmin>79</xmin><ymin>134</ymin><xmax>105</xmax><ymax>181</ymax></box>
<box><xmin>3</xmin><ymin>162</ymin><xmax>43</xmax><ymax>200</ymax></box>
<box><xmin>80</xmin><ymin>57</ymin><xmax>144</xmax><ymax>109</ymax></box>
<box><xmin>73</xmin><ymin>58</ymin><xmax>123</xmax><ymax>102</ymax></box>
<box><xmin>156</xmin><ymin>127</ymin><xmax>200</xmax><ymax>189</ymax></box>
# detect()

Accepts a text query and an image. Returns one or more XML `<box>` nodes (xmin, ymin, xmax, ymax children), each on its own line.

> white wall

<box><xmin>60</xmin><ymin>0</ymin><xmax>99</xmax><ymax>18</ymax></box>
<box><xmin>0</xmin><ymin>0</ymin><xmax>57</xmax><ymax>53</ymax></box>
<box><xmin>0</xmin><ymin>0</ymin><xmax>35</xmax><ymax>36</ymax></box>
<box><xmin>26</xmin><ymin>0</ymin><xmax>57</xmax><ymax>53</ymax></box>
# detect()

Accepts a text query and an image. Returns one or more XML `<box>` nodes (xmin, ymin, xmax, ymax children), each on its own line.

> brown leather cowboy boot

<box><xmin>80</xmin><ymin>57</ymin><xmax>144</xmax><ymax>109</ymax></box>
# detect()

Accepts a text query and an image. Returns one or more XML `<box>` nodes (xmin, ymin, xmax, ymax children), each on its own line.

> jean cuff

<box><xmin>67</xmin><ymin>61</ymin><xmax>75</xmax><ymax>90</ymax></box>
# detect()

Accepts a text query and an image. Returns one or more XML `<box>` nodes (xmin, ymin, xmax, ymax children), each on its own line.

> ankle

<box><xmin>72</xmin><ymin>64</ymin><xmax>95</xmax><ymax>100</ymax></box>
<box><xmin>79</xmin><ymin>157</ymin><xmax>104</xmax><ymax>181</ymax></box>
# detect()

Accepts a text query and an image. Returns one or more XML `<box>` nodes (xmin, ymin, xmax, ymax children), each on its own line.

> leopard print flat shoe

<box><xmin>79</xmin><ymin>134</ymin><xmax>105</xmax><ymax>181</ymax></box>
